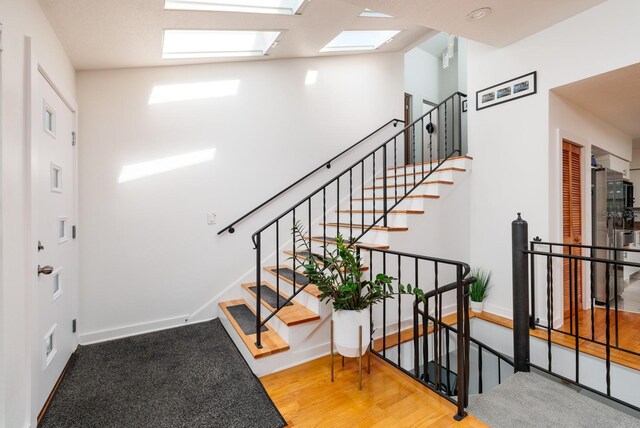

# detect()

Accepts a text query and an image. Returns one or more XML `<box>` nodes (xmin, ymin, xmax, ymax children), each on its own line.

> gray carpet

<box><xmin>468</xmin><ymin>372</ymin><xmax>639</xmax><ymax>427</ymax></box>
<box><xmin>40</xmin><ymin>319</ymin><xmax>286</xmax><ymax>428</ymax></box>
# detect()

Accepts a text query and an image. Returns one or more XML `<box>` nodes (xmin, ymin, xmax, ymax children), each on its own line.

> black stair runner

<box><xmin>249</xmin><ymin>285</ymin><xmax>293</xmax><ymax>309</ymax></box>
<box><xmin>227</xmin><ymin>304</ymin><xmax>268</xmax><ymax>335</ymax></box>
<box><xmin>272</xmin><ymin>267</ymin><xmax>310</xmax><ymax>286</ymax></box>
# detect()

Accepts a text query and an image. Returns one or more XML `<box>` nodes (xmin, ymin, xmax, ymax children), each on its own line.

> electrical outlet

<box><xmin>207</xmin><ymin>212</ymin><xmax>216</xmax><ymax>225</ymax></box>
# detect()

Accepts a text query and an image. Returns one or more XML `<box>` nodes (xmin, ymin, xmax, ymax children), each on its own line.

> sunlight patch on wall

<box><xmin>118</xmin><ymin>149</ymin><xmax>216</xmax><ymax>183</ymax></box>
<box><xmin>148</xmin><ymin>80</ymin><xmax>240</xmax><ymax>104</ymax></box>
<box><xmin>305</xmin><ymin>70</ymin><xmax>318</xmax><ymax>85</ymax></box>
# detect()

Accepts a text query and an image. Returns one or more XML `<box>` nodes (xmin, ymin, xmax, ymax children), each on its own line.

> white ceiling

<box><xmin>418</xmin><ymin>32</ymin><xmax>450</xmax><ymax>57</ymax></box>
<box><xmin>342</xmin><ymin>0</ymin><xmax>605</xmax><ymax>47</ymax></box>
<box><xmin>38</xmin><ymin>0</ymin><xmax>434</xmax><ymax>70</ymax></box>
<box><xmin>38</xmin><ymin>0</ymin><xmax>605</xmax><ymax>71</ymax></box>
<box><xmin>553</xmin><ymin>63</ymin><xmax>640</xmax><ymax>140</ymax></box>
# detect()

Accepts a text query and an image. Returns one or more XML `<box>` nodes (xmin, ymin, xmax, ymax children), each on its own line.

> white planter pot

<box><xmin>332</xmin><ymin>309</ymin><xmax>371</xmax><ymax>357</ymax></box>
<box><xmin>470</xmin><ymin>300</ymin><xmax>484</xmax><ymax>313</ymax></box>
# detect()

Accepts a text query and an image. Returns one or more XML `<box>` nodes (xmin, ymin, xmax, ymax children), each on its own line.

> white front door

<box><xmin>33</xmin><ymin>71</ymin><xmax>78</xmax><ymax>417</ymax></box>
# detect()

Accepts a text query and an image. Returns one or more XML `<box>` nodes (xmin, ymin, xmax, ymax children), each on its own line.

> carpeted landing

<box><xmin>468</xmin><ymin>371</ymin><xmax>639</xmax><ymax>427</ymax></box>
<box><xmin>40</xmin><ymin>319</ymin><xmax>286</xmax><ymax>428</ymax></box>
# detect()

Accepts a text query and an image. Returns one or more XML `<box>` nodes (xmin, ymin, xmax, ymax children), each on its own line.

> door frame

<box><xmin>551</xmin><ymin>128</ymin><xmax>591</xmax><ymax>328</ymax></box>
<box><xmin>26</xmin><ymin>38</ymin><xmax>79</xmax><ymax>424</ymax></box>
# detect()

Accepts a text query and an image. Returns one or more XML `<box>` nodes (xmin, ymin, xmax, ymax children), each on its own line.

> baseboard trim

<box><xmin>78</xmin><ymin>314</ymin><xmax>202</xmax><ymax>345</ymax></box>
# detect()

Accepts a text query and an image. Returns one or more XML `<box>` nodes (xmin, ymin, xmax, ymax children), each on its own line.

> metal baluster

<box><xmin>383</xmin><ymin>252</ymin><xmax>387</xmax><ymax>358</ymax></box>
<box><xmin>349</xmin><ymin>169</ymin><xmax>353</xmax><ymax>240</ymax></box>
<box><xmin>276</xmin><ymin>221</ymin><xmax>280</xmax><ymax>309</ymax></box>
<box><xmin>394</xmin><ymin>137</ymin><xmax>398</xmax><ymax>204</ymax></box>
<box><xmin>382</xmin><ymin>146</ymin><xmax>388</xmax><ymax>227</ymax></box>
<box><xmin>323</xmin><ymin>188</ymin><xmax>326</xmax><ymax>252</ymax></box>
<box><xmin>574</xmin><ymin>257</ymin><xmax>580</xmax><ymax>383</ymax></box>
<box><xmin>530</xmin><ymin>241</ymin><xmax>536</xmax><ymax>328</ymax></box>
<box><xmin>614</xmin><ymin>250</ymin><xmax>619</xmax><ymax>347</ymax></box>
<box><xmin>605</xmin><ymin>262</ymin><xmax>611</xmax><ymax>396</ymax></box>
<box><xmin>413</xmin><ymin>257</ymin><xmax>420</xmax><ymax>378</ymax></box>
<box><xmin>547</xmin><ymin>255</ymin><xmax>553</xmax><ymax>371</ymax></box>
<box><xmin>590</xmin><ymin>249</ymin><xmax>595</xmax><ymax>342</ymax></box>
<box><xmin>292</xmin><ymin>210</ymin><xmax>297</xmax><ymax>295</ymax></box>
<box><xmin>478</xmin><ymin>346</ymin><xmax>483</xmax><ymax>394</ymax></box>
<box><xmin>498</xmin><ymin>357</ymin><xmax>502</xmax><ymax>384</ymax></box>
<box><xmin>429</xmin><ymin>112</ymin><xmax>433</xmax><ymax>173</ymax></box>
<box><xmin>434</xmin><ymin>262</ymin><xmax>440</xmax><ymax>391</ymax></box>
<box><xmin>424</xmin><ymin>296</ymin><xmax>429</xmax><ymax>384</ymax></box>
<box><xmin>255</xmin><ymin>232</ymin><xmax>262</xmax><ymax>348</ymax></box>
<box><xmin>372</xmin><ymin>153</ymin><xmax>376</xmax><ymax>225</ymax></box>
<box><xmin>569</xmin><ymin>247</ymin><xmax>574</xmax><ymax>335</ymax></box>
<box><xmin>445</xmin><ymin>328</ymin><xmax>451</xmax><ymax>395</ymax></box>
<box><xmin>444</xmin><ymin>100</ymin><xmax>448</xmax><ymax>157</ymax></box>
<box><xmin>361</xmin><ymin>160</ymin><xmax>365</xmax><ymax>230</ymax></box>
<box><xmin>397</xmin><ymin>255</ymin><xmax>402</xmax><ymax>367</ymax></box>
<box><xmin>336</xmin><ymin>176</ymin><xmax>340</xmax><ymax>237</ymax></box>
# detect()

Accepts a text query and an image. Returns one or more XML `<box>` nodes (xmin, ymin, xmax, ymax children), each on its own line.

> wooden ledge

<box><xmin>387</xmin><ymin>155</ymin><xmax>473</xmax><ymax>171</ymax></box>
<box><xmin>376</xmin><ymin>167</ymin><xmax>466</xmax><ymax>180</ymax></box>
<box><xmin>263</xmin><ymin>265</ymin><xmax>322</xmax><ymax>298</ymax></box>
<box><xmin>336</xmin><ymin>209</ymin><xmax>425</xmax><ymax>215</ymax></box>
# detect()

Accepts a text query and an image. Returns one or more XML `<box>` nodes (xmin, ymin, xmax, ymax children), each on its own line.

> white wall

<box><xmin>76</xmin><ymin>53</ymin><xmax>404</xmax><ymax>343</ymax></box>
<box><xmin>467</xmin><ymin>0</ymin><xmax>640</xmax><ymax>317</ymax></box>
<box><xmin>0</xmin><ymin>0</ymin><xmax>76</xmax><ymax>426</ymax></box>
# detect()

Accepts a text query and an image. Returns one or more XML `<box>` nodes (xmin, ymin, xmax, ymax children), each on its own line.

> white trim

<box><xmin>78</xmin><ymin>314</ymin><xmax>196</xmax><ymax>345</ymax></box>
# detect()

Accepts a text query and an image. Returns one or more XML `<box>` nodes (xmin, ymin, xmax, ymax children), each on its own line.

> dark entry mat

<box><xmin>249</xmin><ymin>285</ymin><xmax>293</xmax><ymax>309</ymax></box>
<box><xmin>272</xmin><ymin>267</ymin><xmax>310</xmax><ymax>286</ymax></box>
<box><xmin>40</xmin><ymin>319</ymin><xmax>285</xmax><ymax>428</ymax></box>
<box><xmin>227</xmin><ymin>304</ymin><xmax>269</xmax><ymax>335</ymax></box>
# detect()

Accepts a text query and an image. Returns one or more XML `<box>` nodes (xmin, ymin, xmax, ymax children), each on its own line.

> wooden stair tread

<box><xmin>264</xmin><ymin>265</ymin><xmax>322</xmax><ymax>298</ymax></box>
<box><xmin>219</xmin><ymin>299</ymin><xmax>289</xmax><ymax>358</ymax></box>
<box><xmin>387</xmin><ymin>155</ymin><xmax>473</xmax><ymax>171</ymax></box>
<box><xmin>364</xmin><ymin>180</ymin><xmax>453</xmax><ymax>191</ymax></box>
<box><xmin>376</xmin><ymin>167</ymin><xmax>466</xmax><ymax>180</ymax></box>
<box><xmin>336</xmin><ymin>209</ymin><xmax>424</xmax><ymax>214</ymax></box>
<box><xmin>241</xmin><ymin>282</ymin><xmax>320</xmax><ymax>326</ymax></box>
<box><xmin>309</xmin><ymin>236</ymin><xmax>389</xmax><ymax>250</ymax></box>
<box><xmin>353</xmin><ymin>194</ymin><xmax>440</xmax><ymax>201</ymax></box>
<box><xmin>283</xmin><ymin>250</ymin><xmax>368</xmax><ymax>271</ymax></box>
<box><xmin>320</xmin><ymin>222</ymin><xmax>408</xmax><ymax>232</ymax></box>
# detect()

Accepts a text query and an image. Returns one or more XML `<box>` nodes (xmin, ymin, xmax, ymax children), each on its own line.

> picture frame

<box><xmin>476</xmin><ymin>71</ymin><xmax>537</xmax><ymax>111</ymax></box>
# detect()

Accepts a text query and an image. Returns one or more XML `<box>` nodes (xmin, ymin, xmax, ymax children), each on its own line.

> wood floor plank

<box><xmin>260</xmin><ymin>354</ymin><xmax>487</xmax><ymax>427</ymax></box>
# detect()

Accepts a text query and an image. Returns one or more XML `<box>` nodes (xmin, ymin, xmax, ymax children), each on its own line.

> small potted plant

<box><xmin>292</xmin><ymin>224</ymin><xmax>424</xmax><ymax>357</ymax></box>
<box><xmin>469</xmin><ymin>268</ymin><xmax>491</xmax><ymax>313</ymax></box>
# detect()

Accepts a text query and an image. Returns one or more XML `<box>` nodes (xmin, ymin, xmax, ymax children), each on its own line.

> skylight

<box><xmin>320</xmin><ymin>30</ymin><xmax>400</xmax><ymax>53</ymax></box>
<box><xmin>359</xmin><ymin>9</ymin><xmax>393</xmax><ymax>18</ymax></box>
<box><xmin>162</xmin><ymin>30</ymin><xmax>280</xmax><ymax>59</ymax></box>
<box><xmin>164</xmin><ymin>0</ymin><xmax>306</xmax><ymax>15</ymax></box>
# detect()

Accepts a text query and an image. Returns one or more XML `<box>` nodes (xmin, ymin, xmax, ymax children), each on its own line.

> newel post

<box><xmin>512</xmin><ymin>213</ymin><xmax>530</xmax><ymax>372</ymax></box>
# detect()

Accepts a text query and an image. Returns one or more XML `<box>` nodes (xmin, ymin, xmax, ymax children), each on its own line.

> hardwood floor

<box><xmin>260</xmin><ymin>354</ymin><xmax>487</xmax><ymax>427</ymax></box>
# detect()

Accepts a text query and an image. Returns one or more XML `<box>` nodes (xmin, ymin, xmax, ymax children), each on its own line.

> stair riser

<box><xmin>354</xmin><ymin>198</ymin><xmax>427</xmax><ymax>211</ymax></box>
<box><xmin>318</xmin><ymin>225</ymin><xmax>390</xmax><ymax>245</ymax></box>
<box><xmin>378</xmin><ymin>169</ymin><xmax>455</xmax><ymax>184</ymax></box>
<box><xmin>388</xmin><ymin>157</ymin><xmax>470</xmax><ymax>173</ymax></box>
<box><xmin>326</xmin><ymin>214</ymin><xmax>409</xmax><ymax>228</ymax></box>
<box><xmin>363</xmin><ymin>183</ymin><xmax>441</xmax><ymax>198</ymax></box>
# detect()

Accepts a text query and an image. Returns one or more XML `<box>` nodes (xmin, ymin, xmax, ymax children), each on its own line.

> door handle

<box><xmin>38</xmin><ymin>265</ymin><xmax>54</xmax><ymax>276</ymax></box>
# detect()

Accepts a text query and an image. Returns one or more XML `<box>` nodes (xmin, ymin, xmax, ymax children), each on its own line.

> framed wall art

<box><xmin>476</xmin><ymin>71</ymin><xmax>537</xmax><ymax>111</ymax></box>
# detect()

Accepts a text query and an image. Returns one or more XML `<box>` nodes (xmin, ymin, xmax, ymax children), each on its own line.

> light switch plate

<box><xmin>207</xmin><ymin>212</ymin><xmax>216</xmax><ymax>225</ymax></box>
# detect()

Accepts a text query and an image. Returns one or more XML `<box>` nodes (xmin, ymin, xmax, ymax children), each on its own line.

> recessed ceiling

<box><xmin>552</xmin><ymin>63</ymin><xmax>640</xmax><ymax>139</ymax></box>
<box><xmin>37</xmin><ymin>0</ymin><xmax>433</xmax><ymax>70</ymax></box>
<box><xmin>341</xmin><ymin>0</ymin><xmax>606</xmax><ymax>47</ymax></box>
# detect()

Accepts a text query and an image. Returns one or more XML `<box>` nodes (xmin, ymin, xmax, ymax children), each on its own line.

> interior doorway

<box><xmin>562</xmin><ymin>139</ymin><xmax>583</xmax><ymax>320</ymax></box>
<box><xmin>404</xmin><ymin>93</ymin><xmax>413</xmax><ymax>164</ymax></box>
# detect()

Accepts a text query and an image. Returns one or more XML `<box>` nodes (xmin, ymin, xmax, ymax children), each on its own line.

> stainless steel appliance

<box><xmin>591</xmin><ymin>168</ymin><xmax>631</xmax><ymax>304</ymax></box>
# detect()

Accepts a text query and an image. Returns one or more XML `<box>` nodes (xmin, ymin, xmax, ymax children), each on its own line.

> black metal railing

<box><xmin>512</xmin><ymin>213</ymin><xmax>640</xmax><ymax>413</ymax></box>
<box><xmin>362</xmin><ymin>246</ymin><xmax>473</xmax><ymax>420</ymax></box>
<box><xmin>251</xmin><ymin>92</ymin><xmax>467</xmax><ymax>349</ymax></box>
<box><xmin>217</xmin><ymin>118</ymin><xmax>403</xmax><ymax>235</ymax></box>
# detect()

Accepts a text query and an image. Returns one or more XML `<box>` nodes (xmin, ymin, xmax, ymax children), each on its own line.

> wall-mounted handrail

<box><xmin>217</xmin><ymin>118</ymin><xmax>403</xmax><ymax>235</ymax></box>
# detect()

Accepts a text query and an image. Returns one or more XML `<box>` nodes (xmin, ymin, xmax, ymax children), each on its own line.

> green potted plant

<box><xmin>292</xmin><ymin>223</ymin><xmax>424</xmax><ymax>357</ymax></box>
<box><xmin>469</xmin><ymin>268</ymin><xmax>491</xmax><ymax>313</ymax></box>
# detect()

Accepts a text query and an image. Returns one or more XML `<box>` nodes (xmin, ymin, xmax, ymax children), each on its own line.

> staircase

<box><xmin>218</xmin><ymin>154</ymin><xmax>473</xmax><ymax>374</ymax></box>
<box><xmin>214</xmin><ymin>92</ymin><xmax>471</xmax><ymax>377</ymax></box>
